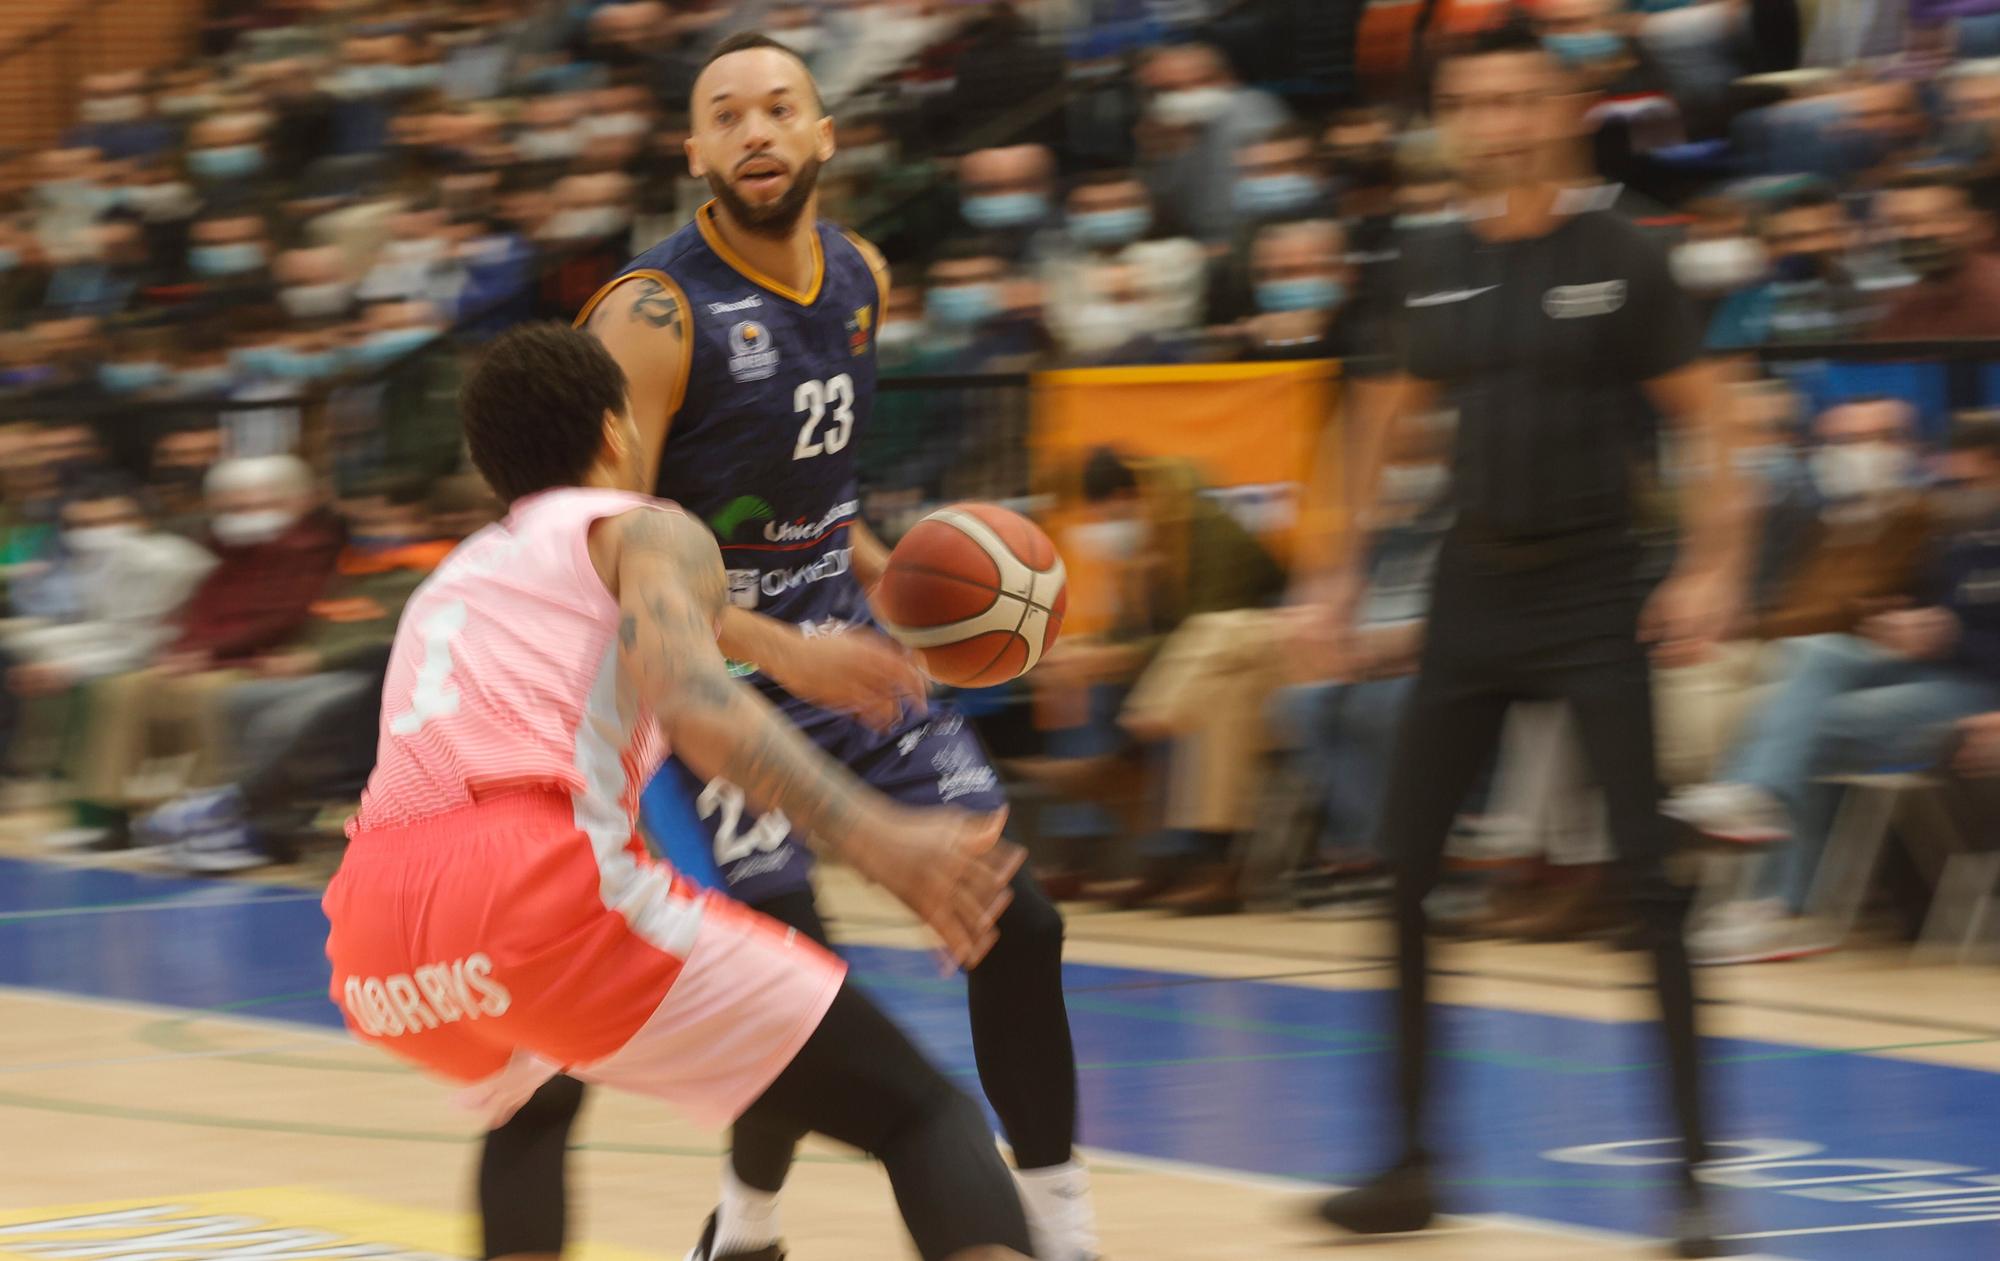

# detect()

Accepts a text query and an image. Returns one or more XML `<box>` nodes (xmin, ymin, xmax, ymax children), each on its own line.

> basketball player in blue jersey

<box><xmin>475</xmin><ymin>33</ymin><xmax>1099</xmax><ymax>1261</ymax></box>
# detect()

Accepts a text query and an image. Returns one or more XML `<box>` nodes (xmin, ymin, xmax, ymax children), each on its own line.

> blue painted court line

<box><xmin>1</xmin><ymin>857</ymin><xmax>1996</xmax><ymax>1260</ymax></box>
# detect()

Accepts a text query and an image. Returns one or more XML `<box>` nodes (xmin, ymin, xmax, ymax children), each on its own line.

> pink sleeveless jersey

<box><xmin>355</xmin><ymin>487</ymin><xmax>673</xmax><ymax>838</ymax></box>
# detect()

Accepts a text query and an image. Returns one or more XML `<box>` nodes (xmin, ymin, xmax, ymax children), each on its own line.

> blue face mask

<box><xmin>267</xmin><ymin>348</ymin><xmax>340</xmax><ymax>381</ymax></box>
<box><xmin>191</xmin><ymin>243</ymin><xmax>266</xmax><ymax>277</ymax></box>
<box><xmin>1256</xmin><ymin>276</ymin><xmax>1346</xmax><ymax>313</ymax></box>
<box><xmin>1070</xmin><ymin>207</ymin><xmax>1151</xmax><ymax>249</ymax></box>
<box><xmin>231</xmin><ymin>346</ymin><xmax>279</xmax><ymax>377</ymax></box>
<box><xmin>348</xmin><ymin>327</ymin><xmax>438</xmax><ymax>370</ymax></box>
<box><xmin>1233</xmin><ymin>173</ymin><xmax>1321</xmax><ymax>218</ymax></box>
<box><xmin>98</xmin><ymin>361</ymin><xmax>170</xmax><ymax>394</ymax></box>
<box><xmin>963</xmin><ymin>193</ymin><xmax>1047</xmax><ymax>231</ymax></box>
<box><xmin>1544</xmin><ymin>30</ymin><xmax>1624</xmax><ymax>65</ymax></box>
<box><xmin>177</xmin><ymin>366</ymin><xmax>237</xmax><ymax>396</ymax></box>
<box><xmin>928</xmin><ymin>283</ymin><xmax>998</xmax><ymax>329</ymax></box>
<box><xmin>0</xmin><ymin>248</ymin><xmax>18</xmax><ymax>272</ymax></box>
<box><xmin>188</xmin><ymin>145</ymin><xmax>266</xmax><ymax>181</ymax></box>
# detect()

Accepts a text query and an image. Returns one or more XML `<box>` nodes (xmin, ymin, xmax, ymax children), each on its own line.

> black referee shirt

<box><xmin>1390</xmin><ymin>203</ymin><xmax>1701</xmax><ymax>542</ymax></box>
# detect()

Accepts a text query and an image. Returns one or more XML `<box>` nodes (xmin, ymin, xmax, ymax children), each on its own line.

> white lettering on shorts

<box><xmin>341</xmin><ymin>953</ymin><xmax>511</xmax><ymax>1038</ymax></box>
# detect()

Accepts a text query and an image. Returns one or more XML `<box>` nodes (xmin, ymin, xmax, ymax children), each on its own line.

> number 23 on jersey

<box><xmin>793</xmin><ymin>374</ymin><xmax>854</xmax><ymax>460</ymax></box>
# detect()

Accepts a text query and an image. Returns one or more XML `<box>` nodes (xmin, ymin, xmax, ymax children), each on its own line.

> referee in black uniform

<box><xmin>1312</xmin><ymin>21</ymin><xmax>1745</xmax><ymax>1258</ymax></box>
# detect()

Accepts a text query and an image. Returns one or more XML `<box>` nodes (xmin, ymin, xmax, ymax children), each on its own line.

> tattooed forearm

<box><xmin>614</xmin><ymin>508</ymin><xmax>883</xmax><ymax>849</ymax></box>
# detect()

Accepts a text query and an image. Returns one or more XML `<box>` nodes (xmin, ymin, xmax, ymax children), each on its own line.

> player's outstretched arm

<box><xmin>594</xmin><ymin>507</ymin><xmax>1020</xmax><ymax>965</ymax></box>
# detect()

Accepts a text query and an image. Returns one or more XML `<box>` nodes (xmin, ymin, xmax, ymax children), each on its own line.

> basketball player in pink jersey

<box><xmin>322</xmin><ymin>322</ymin><xmax>1034</xmax><ymax>1261</ymax></box>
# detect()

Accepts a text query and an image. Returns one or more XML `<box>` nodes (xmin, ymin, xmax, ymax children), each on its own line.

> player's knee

<box><xmin>494</xmin><ymin>1074</ymin><xmax>585</xmax><ymax>1137</ymax></box>
<box><xmin>980</xmin><ymin>881</ymin><xmax>1064</xmax><ymax>974</ymax></box>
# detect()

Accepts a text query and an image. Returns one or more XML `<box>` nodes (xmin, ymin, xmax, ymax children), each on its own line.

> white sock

<box><xmin>712</xmin><ymin>1167</ymin><xmax>782</xmax><ymax>1256</ymax></box>
<box><xmin>1014</xmin><ymin>1161</ymin><xmax>1098</xmax><ymax>1261</ymax></box>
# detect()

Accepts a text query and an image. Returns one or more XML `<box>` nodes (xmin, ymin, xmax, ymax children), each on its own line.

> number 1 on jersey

<box><xmin>793</xmin><ymin>374</ymin><xmax>855</xmax><ymax>460</ymax></box>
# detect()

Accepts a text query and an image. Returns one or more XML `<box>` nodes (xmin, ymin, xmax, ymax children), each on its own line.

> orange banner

<box><xmin>1029</xmin><ymin>360</ymin><xmax>1342</xmax><ymax>636</ymax></box>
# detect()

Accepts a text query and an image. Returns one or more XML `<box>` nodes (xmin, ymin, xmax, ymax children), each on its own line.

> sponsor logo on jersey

<box><xmin>724</xmin><ymin>551</ymin><xmax>855</xmax><ymax>609</ymax></box>
<box><xmin>756</xmin><ymin>546</ymin><xmax>852</xmax><ymax>599</ymax></box>
<box><xmin>725</xmin><ymin>568</ymin><xmax>762</xmax><ymax>609</ymax></box>
<box><xmin>708</xmin><ymin>295</ymin><xmax>763</xmax><ymax>314</ymax></box>
<box><xmin>764</xmin><ymin>498</ymin><xmax>859</xmax><ymax>544</ymax></box>
<box><xmin>1543</xmin><ymin>280</ymin><xmax>1627</xmax><ymax>319</ymax></box>
<box><xmin>709</xmin><ymin>494</ymin><xmax>774</xmax><ymax>540</ymax></box>
<box><xmin>727</xmin><ymin>320</ymin><xmax>779</xmax><ymax>382</ymax></box>
<box><xmin>847</xmin><ymin>305</ymin><xmax>873</xmax><ymax>357</ymax></box>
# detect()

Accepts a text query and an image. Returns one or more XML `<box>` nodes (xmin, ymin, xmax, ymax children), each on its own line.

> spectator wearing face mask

<box><xmin>186</xmin><ymin>212</ymin><xmax>278</xmax><ymax>317</ymax></box>
<box><xmin>55</xmin><ymin>455</ymin><xmax>343</xmax><ymax>849</ymax></box>
<box><xmin>1873</xmin><ymin>170</ymin><xmax>2000</xmax><ymax>340</ymax></box>
<box><xmin>185</xmin><ymin>110</ymin><xmax>278</xmax><ymax>207</ymax></box>
<box><xmin>921</xmin><ymin>238</ymin><xmax>1050</xmax><ymax>371</ymax></box>
<box><xmin>1705</xmin><ymin>182</ymin><xmax>1893</xmax><ymax>348</ymax></box>
<box><xmin>1667</xmin><ymin>416</ymin><xmax>2000</xmax><ymax>964</ymax></box>
<box><xmin>63</xmin><ymin>71</ymin><xmax>174</xmax><ymax>162</ymax></box>
<box><xmin>956</xmin><ymin>144</ymin><xmax>1060</xmax><ymax>264</ymax></box>
<box><xmin>1669</xmin><ymin>194</ymin><xmax>1768</xmax><ymax>314</ymax></box>
<box><xmin>4</xmin><ymin>475</ymin><xmax>215</xmax><ymax>783</ymax></box>
<box><xmin>1534</xmin><ymin>0</ymin><xmax>1685</xmax><ymax>198</ymax></box>
<box><xmin>140</xmin><ymin>474</ymin><xmax>492</xmax><ymax>872</ymax></box>
<box><xmin>1204</xmin><ymin>123</ymin><xmax>1334</xmax><ymax>320</ymax></box>
<box><xmin>1136</xmin><ymin>42</ymin><xmax>1291</xmax><ymax>243</ymax></box>
<box><xmin>1655</xmin><ymin>396</ymin><xmax>1935</xmax><ymax>789</ymax></box>
<box><xmin>1046</xmin><ymin>171</ymin><xmax>1206</xmax><ymax>361</ymax></box>
<box><xmin>1223</xmin><ymin>219</ymin><xmax>1365</xmax><ymax>362</ymax></box>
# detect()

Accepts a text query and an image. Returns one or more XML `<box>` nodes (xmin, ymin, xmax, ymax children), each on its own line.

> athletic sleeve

<box><xmin>1613</xmin><ymin>219</ymin><xmax>1702</xmax><ymax>382</ymax></box>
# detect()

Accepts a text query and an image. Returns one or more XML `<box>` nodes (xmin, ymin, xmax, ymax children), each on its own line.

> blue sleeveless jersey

<box><xmin>593</xmin><ymin>202</ymin><xmax>881</xmax><ymax>719</ymax></box>
<box><xmin>590</xmin><ymin>205</ymin><xmax>1006</xmax><ymax>906</ymax></box>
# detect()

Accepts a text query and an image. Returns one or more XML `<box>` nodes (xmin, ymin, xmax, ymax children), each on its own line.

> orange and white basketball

<box><xmin>876</xmin><ymin>503</ymin><xmax>1067</xmax><ymax>688</ymax></box>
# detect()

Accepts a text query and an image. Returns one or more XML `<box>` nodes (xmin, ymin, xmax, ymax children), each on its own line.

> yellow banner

<box><xmin>1029</xmin><ymin>360</ymin><xmax>1341</xmax><ymax>636</ymax></box>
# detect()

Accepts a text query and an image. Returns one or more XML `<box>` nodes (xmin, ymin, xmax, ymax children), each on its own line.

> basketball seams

<box><xmin>880</xmin><ymin>503</ymin><xmax>1067</xmax><ymax>685</ymax></box>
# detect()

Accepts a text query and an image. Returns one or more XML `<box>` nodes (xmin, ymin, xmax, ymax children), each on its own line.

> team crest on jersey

<box><xmin>727</xmin><ymin>320</ymin><xmax>780</xmax><ymax>382</ymax></box>
<box><xmin>847</xmin><ymin>306</ymin><xmax>873</xmax><ymax>357</ymax></box>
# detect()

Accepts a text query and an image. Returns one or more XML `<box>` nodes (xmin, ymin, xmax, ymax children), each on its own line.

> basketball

<box><xmin>876</xmin><ymin>503</ymin><xmax>1068</xmax><ymax>688</ymax></box>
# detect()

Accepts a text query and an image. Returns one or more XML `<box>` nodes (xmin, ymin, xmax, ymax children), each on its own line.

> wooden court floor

<box><xmin>1</xmin><ymin>836</ymin><xmax>1994</xmax><ymax>1261</ymax></box>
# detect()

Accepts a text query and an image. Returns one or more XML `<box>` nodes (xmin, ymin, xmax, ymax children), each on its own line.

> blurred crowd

<box><xmin>2</xmin><ymin>0</ymin><xmax>1999</xmax><ymax>963</ymax></box>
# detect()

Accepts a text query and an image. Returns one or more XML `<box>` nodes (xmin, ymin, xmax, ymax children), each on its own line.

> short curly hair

<box><xmin>460</xmin><ymin>322</ymin><xmax>629</xmax><ymax>504</ymax></box>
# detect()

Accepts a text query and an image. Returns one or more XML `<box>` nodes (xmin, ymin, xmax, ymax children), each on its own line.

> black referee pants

<box><xmin>1373</xmin><ymin>536</ymin><xmax>1708</xmax><ymax>1175</ymax></box>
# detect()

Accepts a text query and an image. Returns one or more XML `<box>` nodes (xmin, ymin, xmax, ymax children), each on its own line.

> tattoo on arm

<box><xmin>629</xmin><ymin>278</ymin><xmax>682</xmax><ymax>334</ymax></box>
<box><xmin>587</xmin><ymin>277</ymin><xmax>684</xmax><ymax>339</ymax></box>
<box><xmin>614</xmin><ymin>510</ymin><xmax>878</xmax><ymax>849</ymax></box>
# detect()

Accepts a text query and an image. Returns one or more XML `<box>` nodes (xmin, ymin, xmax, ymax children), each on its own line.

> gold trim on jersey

<box><xmin>573</xmin><ymin>268</ymin><xmax>693</xmax><ymax>426</ymax></box>
<box><xmin>840</xmin><ymin>229</ymin><xmax>887</xmax><ymax>312</ymax></box>
<box><xmin>696</xmin><ymin>200</ymin><xmax>825</xmax><ymax>306</ymax></box>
